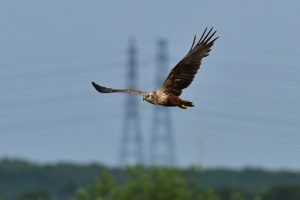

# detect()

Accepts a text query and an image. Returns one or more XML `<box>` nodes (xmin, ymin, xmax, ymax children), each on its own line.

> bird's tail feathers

<box><xmin>182</xmin><ymin>100</ymin><xmax>194</xmax><ymax>107</ymax></box>
<box><xmin>179</xmin><ymin>100</ymin><xmax>194</xmax><ymax>109</ymax></box>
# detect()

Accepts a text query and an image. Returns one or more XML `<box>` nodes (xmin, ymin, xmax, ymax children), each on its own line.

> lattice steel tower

<box><xmin>150</xmin><ymin>39</ymin><xmax>176</xmax><ymax>166</ymax></box>
<box><xmin>120</xmin><ymin>40</ymin><xmax>144</xmax><ymax>166</ymax></box>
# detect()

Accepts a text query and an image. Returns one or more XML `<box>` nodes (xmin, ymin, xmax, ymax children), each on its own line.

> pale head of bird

<box><xmin>143</xmin><ymin>92</ymin><xmax>154</xmax><ymax>103</ymax></box>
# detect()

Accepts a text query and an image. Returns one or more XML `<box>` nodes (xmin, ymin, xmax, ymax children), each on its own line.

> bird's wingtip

<box><xmin>91</xmin><ymin>81</ymin><xmax>100</xmax><ymax>91</ymax></box>
<box><xmin>91</xmin><ymin>81</ymin><xmax>112</xmax><ymax>93</ymax></box>
<box><xmin>91</xmin><ymin>81</ymin><xmax>98</xmax><ymax>88</ymax></box>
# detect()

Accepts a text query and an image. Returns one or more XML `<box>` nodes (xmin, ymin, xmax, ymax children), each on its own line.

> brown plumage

<box><xmin>92</xmin><ymin>27</ymin><xmax>218</xmax><ymax>109</ymax></box>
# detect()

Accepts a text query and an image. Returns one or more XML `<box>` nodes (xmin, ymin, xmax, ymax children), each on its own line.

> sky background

<box><xmin>0</xmin><ymin>0</ymin><xmax>299</xmax><ymax>169</ymax></box>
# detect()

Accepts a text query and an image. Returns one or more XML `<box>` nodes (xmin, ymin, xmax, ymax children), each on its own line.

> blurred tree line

<box><xmin>1</xmin><ymin>159</ymin><xmax>300</xmax><ymax>200</ymax></box>
<box><xmin>71</xmin><ymin>168</ymin><xmax>300</xmax><ymax>200</ymax></box>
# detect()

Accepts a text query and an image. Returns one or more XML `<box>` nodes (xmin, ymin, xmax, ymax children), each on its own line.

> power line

<box><xmin>149</xmin><ymin>39</ymin><xmax>176</xmax><ymax>166</ymax></box>
<box><xmin>119</xmin><ymin>40</ymin><xmax>144</xmax><ymax>166</ymax></box>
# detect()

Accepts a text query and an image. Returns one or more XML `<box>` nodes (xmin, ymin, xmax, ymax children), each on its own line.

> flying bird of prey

<box><xmin>92</xmin><ymin>27</ymin><xmax>218</xmax><ymax>109</ymax></box>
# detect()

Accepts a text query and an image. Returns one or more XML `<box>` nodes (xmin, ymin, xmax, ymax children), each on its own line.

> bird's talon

<box><xmin>180</xmin><ymin>104</ymin><xmax>187</xmax><ymax>109</ymax></box>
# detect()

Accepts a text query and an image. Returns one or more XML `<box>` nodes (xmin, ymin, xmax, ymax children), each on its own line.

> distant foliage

<box><xmin>16</xmin><ymin>189</ymin><xmax>51</xmax><ymax>200</ymax></box>
<box><xmin>71</xmin><ymin>167</ymin><xmax>300</xmax><ymax>200</ymax></box>
<box><xmin>262</xmin><ymin>185</ymin><xmax>300</xmax><ymax>200</ymax></box>
<box><xmin>1</xmin><ymin>159</ymin><xmax>300</xmax><ymax>200</ymax></box>
<box><xmin>73</xmin><ymin>167</ymin><xmax>191</xmax><ymax>200</ymax></box>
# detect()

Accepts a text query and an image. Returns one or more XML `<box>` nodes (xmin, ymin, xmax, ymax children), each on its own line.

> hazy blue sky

<box><xmin>0</xmin><ymin>0</ymin><xmax>299</xmax><ymax>169</ymax></box>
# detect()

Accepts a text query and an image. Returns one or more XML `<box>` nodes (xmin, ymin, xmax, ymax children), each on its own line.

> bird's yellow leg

<box><xmin>179</xmin><ymin>104</ymin><xmax>187</xmax><ymax>109</ymax></box>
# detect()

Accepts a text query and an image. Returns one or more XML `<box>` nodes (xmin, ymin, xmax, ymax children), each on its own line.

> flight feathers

<box><xmin>91</xmin><ymin>82</ymin><xmax>114</xmax><ymax>93</ymax></box>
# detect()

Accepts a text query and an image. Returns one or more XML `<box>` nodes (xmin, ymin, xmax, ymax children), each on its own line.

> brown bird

<box><xmin>92</xmin><ymin>27</ymin><xmax>218</xmax><ymax>109</ymax></box>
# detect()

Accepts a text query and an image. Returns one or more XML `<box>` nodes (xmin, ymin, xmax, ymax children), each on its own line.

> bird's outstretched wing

<box><xmin>159</xmin><ymin>27</ymin><xmax>218</xmax><ymax>96</ymax></box>
<box><xmin>92</xmin><ymin>82</ymin><xmax>146</xmax><ymax>96</ymax></box>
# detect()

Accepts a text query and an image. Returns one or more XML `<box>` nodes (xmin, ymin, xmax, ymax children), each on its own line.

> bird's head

<box><xmin>143</xmin><ymin>92</ymin><xmax>153</xmax><ymax>102</ymax></box>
